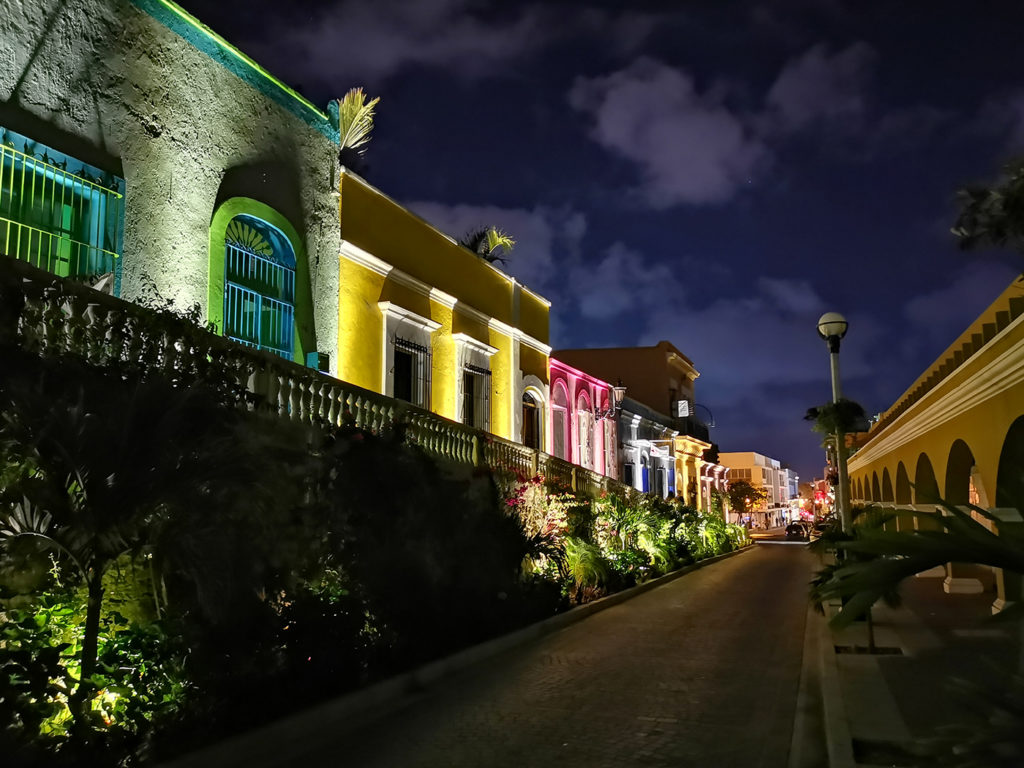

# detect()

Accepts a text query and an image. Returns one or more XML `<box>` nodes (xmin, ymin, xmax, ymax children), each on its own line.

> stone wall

<box><xmin>0</xmin><ymin>0</ymin><xmax>342</xmax><ymax>371</ymax></box>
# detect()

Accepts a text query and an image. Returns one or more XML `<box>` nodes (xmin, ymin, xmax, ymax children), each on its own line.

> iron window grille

<box><xmin>223</xmin><ymin>217</ymin><xmax>296</xmax><ymax>360</ymax></box>
<box><xmin>393</xmin><ymin>335</ymin><xmax>431</xmax><ymax>408</ymax></box>
<box><xmin>0</xmin><ymin>127</ymin><xmax>124</xmax><ymax>283</ymax></box>
<box><xmin>462</xmin><ymin>364</ymin><xmax>491</xmax><ymax>432</ymax></box>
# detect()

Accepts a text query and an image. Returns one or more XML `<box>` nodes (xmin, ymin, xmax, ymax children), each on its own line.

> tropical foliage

<box><xmin>459</xmin><ymin>226</ymin><xmax>516</xmax><ymax>264</ymax></box>
<box><xmin>337</xmin><ymin>87</ymin><xmax>380</xmax><ymax>170</ymax></box>
<box><xmin>804</xmin><ymin>398</ymin><xmax>869</xmax><ymax>445</ymax></box>
<box><xmin>1</xmin><ymin>338</ymin><xmax>747</xmax><ymax>765</ymax></box>
<box><xmin>952</xmin><ymin>156</ymin><xmax>1024</xmax><ymax>255</ymax></box>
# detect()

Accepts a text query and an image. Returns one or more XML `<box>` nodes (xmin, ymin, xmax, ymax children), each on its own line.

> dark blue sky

<box><xmin>180</xmin><ymin>0</ymin><xmax>1024</xmax><ymax>480</ymax></box>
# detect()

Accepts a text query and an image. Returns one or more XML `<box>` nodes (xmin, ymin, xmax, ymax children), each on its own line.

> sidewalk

<box><xmin>814</xmin><ymin>563</ymin><xmax>1021</xmax><ymax>767</ymax></box>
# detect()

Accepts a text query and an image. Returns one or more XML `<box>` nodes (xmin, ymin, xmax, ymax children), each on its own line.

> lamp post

<box><xmin>817</xmin><ymin>312</ymin><xmax>852</xmax><ymax>533</ymax></box>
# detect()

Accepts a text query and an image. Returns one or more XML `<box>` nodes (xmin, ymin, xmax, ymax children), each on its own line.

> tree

<box><xmin>804</xmin><ymin>398</ymin><xmax>869</xmax><ymax>446</ymax></box>
<box><xmin>459</xmin><ymin>226</ymin><xmax>516</xmax><ymax>264</ymax></box>
<box><xmin>0</xmin><ymin>351</ymin><xmax>302</xmax><ymax>731</ymax></box>
<box><xmin>952</xmin><ymin>157</ymin><xmax>1024</xmax><ymax>254</ymax></box>
<box><xmin>726</xmin><ymin>480</ymin><xmax>768</xmax><ymax>519</ymax></box>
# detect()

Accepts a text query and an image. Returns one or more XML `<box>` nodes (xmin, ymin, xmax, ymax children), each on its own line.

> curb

<box><xmin>161</xmin><ymin>545</ymin><xmax>754</xmax><ymax>767</ymax></box>
<box><xmin>818</xmin><ymin>611</ymin><xmax>857</xmax><ymax>768</ymax></box>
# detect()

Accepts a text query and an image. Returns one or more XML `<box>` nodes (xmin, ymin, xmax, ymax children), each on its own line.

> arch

<box><xmin>945</xmin><ymin>439</ymin><xmax>976</xmax><ymax>506</ymax></box>
<box><xmin>895</xmin><ymin>463</ymin><xmax>911</xmax><ymax>504</ymax></box>
<box><xmin>521</xmin><ymin>389</ymin><xmax>544</xmax><ymax>450</ymax></box>
<box><xmin>550</xmin><ymin>381</ymin><xmax>569</xmax><ymax>460</ymax></box>
<box><xmin>914</xmin><ymin>453</ymin><xmax>939</xmax><ymax>504</ymax></box>
<box><xmin>575</xmin><ymin>390</ymin><xmax>595</xmax><ymax>469</ymax></box>
<box><xmin>996</xmin><ymin>416</ymin><xmax>1024</xmax><ymax>510</ymax></box>
<box><xmin>871</xmin><ymin>472</ymin><xmax>881</xmax><ymax>501</ymax></box>
<box><xmin>209</xmin><ymin>197</ymin><xmax>312</xmax><ymax>364</ymax></box>
<box><xmin>881</xmin><ymin>468</ymin><xmax>894</xmax><ymax>502</ymax></box>
<box><xmin>854</xmin><ymin>477</ymin><xmax>863</xmax><ymax>500</ymax></box>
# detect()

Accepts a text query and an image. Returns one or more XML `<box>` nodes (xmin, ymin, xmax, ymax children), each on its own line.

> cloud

<box><xmin>764</xmin><ymin>42</ymin><xmax>875</xmax><ymax>132</ymax></box>
<box><xmin>902</xmin><ymin>261</ymin><xmax>1020</xmax><ymax>359</ymax></box>
<box><xmin>402</xmin><ymin>200</ymin><xmax>586</xmax><ymax>296</ymax></box>
<box><xmin>570</xmin><ymin>242</ymin><xmax>682</xmax><ymax>320</ymax></box>
<box><xmin>242</xmin><ymin>1</ymin><xmax>661</xmax><ymax>88</ymax></box>
<box><xmin>568</xmin><ymin>58</ymin><xmax>768</xmax><ymax>208</ymax></box>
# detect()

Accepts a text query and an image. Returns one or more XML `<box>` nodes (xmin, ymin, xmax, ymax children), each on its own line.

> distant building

<box><xmin>720</xmin><ymin>451</ymin><xmax>794</xmax><ymax>525</ymax></box>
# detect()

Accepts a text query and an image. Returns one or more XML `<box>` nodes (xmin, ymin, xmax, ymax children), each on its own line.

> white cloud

<box><xmin>403</xmin><ymin>200</ymin><xmax>586</xmax><ymax>296</ymax></box>
<box><xmin>568</xmin><ymin>57</ymin><xmax>768</xmax><ymax>208</ymax></box>
<box><xmin>246</xmin><ymin>1</ymin><xmax>661</xmax><ymax>88</ymax></box>
<box><xmin>764</xmin><ymin>42</ymin><xmax>875</xmax><ymax>132</ymax></box>
<box><xmin>570</xmin><ymin>242</ymin><xmax>682</xmax><ymax>320</ymax></box>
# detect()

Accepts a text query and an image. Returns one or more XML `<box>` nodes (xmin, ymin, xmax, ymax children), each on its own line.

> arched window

<box><xmin>522</xmin><ymin>391</ymin><xmax>542</xmax><ymax>450</ymax></box>
<box><xmin>577</xmin><ymin>391</ymin><xmax>594</xmax><ymax>469</ymax></box>
<box><xmin>222</xmin><ymin>214</ymin><xmax>296</xmax><ymax>359</ymax></box>
<box><xmin>551</xmin><ymin>383</ymin><xmax>569</xmax><ymax>460</ymax></box>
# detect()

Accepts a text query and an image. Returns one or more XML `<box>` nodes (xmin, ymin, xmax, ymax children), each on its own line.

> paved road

<box><xmin>292</xmin><ymin>544</ymin><xmax>817</xmax><ymax>768</ymax></box>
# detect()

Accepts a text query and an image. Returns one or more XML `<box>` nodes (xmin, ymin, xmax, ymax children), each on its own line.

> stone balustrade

<box><xmin>2</xmin><ymin>256</ymin><xmax>628</xmax><ymax>498</ymax></box>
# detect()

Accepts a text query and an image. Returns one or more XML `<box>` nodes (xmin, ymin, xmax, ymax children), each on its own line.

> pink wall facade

<box><xmin>549</xmin><ymin>358</ymin><xmax>617</xmax><ymax>477</ymax></box>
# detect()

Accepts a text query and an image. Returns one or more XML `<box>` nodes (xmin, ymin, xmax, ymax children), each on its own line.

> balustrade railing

<box><xmin>2</xmin><ymin>256</ymin><xmax>627</xmax><ymax>498</ymax></box>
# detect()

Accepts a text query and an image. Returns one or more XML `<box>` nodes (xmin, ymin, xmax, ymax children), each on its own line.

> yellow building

<box><xmin>336</xmin><ymin>170</ymin><xmax>551</xmax><ymax>444</ymax></box>
<box><xmin>848</xmin><ymin>274</ymin><xmax>1024</xmax><ymax>605</ymax></box>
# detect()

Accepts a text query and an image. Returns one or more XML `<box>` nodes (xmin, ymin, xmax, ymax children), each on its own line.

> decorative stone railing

<box><xmin>1</xmin><ymin>256</ymin><xmax>627</xmax><ymax>497</ymax></box>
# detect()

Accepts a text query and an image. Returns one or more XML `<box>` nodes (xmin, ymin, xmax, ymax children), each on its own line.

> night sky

<box><xmin>177</xmin><ymin>0</ymin><xmax>1024</xmax><ymax>481</ymax></box>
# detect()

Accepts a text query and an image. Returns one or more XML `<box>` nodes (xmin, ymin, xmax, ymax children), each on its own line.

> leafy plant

<box><xmin>952</xmin><ymin>156</ymin><xmax>1024</xmax><ymax>255</ymax></box>
<box><xmin>459</xmin><ymin>226</ymin><xmax>516</xmax><ymax>264</ymax></box>
<box><xmin>337</xmin><ymin>87</ymin><xmax>380</xmax><ymax>168</ymax></box>
<box><xmin>562</xmin><ymin>537</ymin><xmax>610</xmax><ymax>603</ymax></box>
<box><xmin>804</xmin><ymin>398</ymin><xmax>870</xmax><ymax>445</ymax></box>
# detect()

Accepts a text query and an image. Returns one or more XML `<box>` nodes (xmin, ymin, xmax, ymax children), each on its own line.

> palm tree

<box><xmin>0</xmin><ymin>351</ymin><xmax>300</xmax><ymax>729</ymax></box>
<box><xmin>459</xmin><ymin>226</ymin><xmax>516</xmax><ymax>265</ymax></box>
<box><xmin>952</xmin><ymin>157</ymin><xmax>1024</xmax><ymax>255</ymax></box>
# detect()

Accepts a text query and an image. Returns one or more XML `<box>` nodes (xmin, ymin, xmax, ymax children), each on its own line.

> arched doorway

<box><xmin>576</xmin><ymin>391</ymin><xmax>594</xmax><ymax>469</ymax></box>
<box><xmin>871</xmin><ymin>472</ymin><xmax>881</xmax><ymax>501</ymax></box>
<box><xmin>551</xmin><ymin>383</ymin><xmax>569</xmax><ymax>460</ymax></box>
<box><xmin>945</xmin><ymin>439</ymin><xmax>976</xmax><ymax>506</ymax></box>
<box><xmin>881</xmin><ymin>468</ymin><xmax>894</xmax><ymax>502</ymax></box>
<box><xmin>895</xmin><ymin>463</ymin><xmax>911</xmax><ymax>504</ymax></box>
<box><xmin>914</xmin><ymin>453</ymin><xmax>939</xmax><ymax>504</ymax></box>
<box><xmin>522</xmin><ymin>391</ymin><xmax>543</xmax><ymax>450</ymax></box>
<box><xmin>996</xmin><ymin>416</ymin><xmax>1024</xmax><ymax>510</ymax></box>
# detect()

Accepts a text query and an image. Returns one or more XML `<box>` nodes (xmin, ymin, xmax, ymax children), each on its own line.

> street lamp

<box><xmin>595</xmin><ymin>380</ymin><xmax>627</xmax><ymax>420</ymax></box>
<box><xmin>817</xmin><ymin>312</ymin><xmax>852</xmax><ymax>533</ymax></box>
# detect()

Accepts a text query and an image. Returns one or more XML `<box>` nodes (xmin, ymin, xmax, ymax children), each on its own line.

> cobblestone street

<box><xmin>286</xmin><ymin>544</ymin><xmax>816</xmax><ymax>768</ymax></box>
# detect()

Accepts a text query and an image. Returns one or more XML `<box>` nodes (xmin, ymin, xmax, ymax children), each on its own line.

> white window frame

<box><xmin>379</xmin><ymin>302</ymin><xmax>440</xmax><ymax>409</ymax></box>
<box><xmin>454</xmin><ymin>333</ymin><xmax>498</xmax><ymax>432</ymax></box>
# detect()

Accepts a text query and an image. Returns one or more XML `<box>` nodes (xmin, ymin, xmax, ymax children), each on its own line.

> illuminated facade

<box><xmin>548</xmin><ymin>358</ymin><xmax>617</xmax><ymax>476</ymax></box>
<box><xmin>553</xmin><ymin>342</ymin><xmax>713</xmax><ymax>500</ymax></box>
<box><xmin>848</xmin><ymin>275</ymin><xmax>1024</xmax><ymax>607</ymax></box>
<box><xmin>719</xmin><ymin>451</ymin><xmax>788</xmax><ymax>524</ymax></box>
<box><xmin>2</xmin><ymin>0</ymin><xmax>343</xmax><ymax>369</ymax></box>
<box><xmin>336</xmin><ymin>171</ymin><xmax>551</xmax><ymax>442</ymax></box>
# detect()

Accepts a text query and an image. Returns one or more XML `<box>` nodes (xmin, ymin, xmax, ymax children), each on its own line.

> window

<box><xmin>1</xmin><ymin>127</ymin><xmax>124</xmax><ymax>283</ymax></box>
<box><xmin>522</xmin><ymin>392</ymin><xmax>542</xmax><ymax>450</ymax></box>
<box><xmin>462</xmin><ymin>365</ymin><xmax>491</xmax><ymax>431</ymax></box>
<box><xmin>223</xmin><ymin>215</ymin><xmax>296</xmax><ymax>359</ymax></box>
<box><xmin>624</xmin><ymin>462</ymin><xmax>634</xmax><ymax>487</ymax></box>
<box><xmin>655</xmin><ymin>467</ymin><xmax>665</xmax><ymax>498</ymax></box>
<box><xmin>392</xmin><ymin>336</ymin><xmax>431</xmax><ymax>407</ymax></box>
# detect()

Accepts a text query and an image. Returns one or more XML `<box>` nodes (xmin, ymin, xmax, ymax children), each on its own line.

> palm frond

<box><xmin>458</xmin><ymin>226</ymin><xmax>515</xmax><ymax>263</ymax></box>
<box><xmin>338</xmin><ymin>87</ymin><xmax>380</xmax><ymax>156</ymax></box>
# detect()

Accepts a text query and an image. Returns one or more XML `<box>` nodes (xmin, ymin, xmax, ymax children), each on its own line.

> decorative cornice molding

<box><xmin>850</xmin><ymin>339</ymin><xmax>1024</xmax><ymax>472</ymax></box>
<box><xmin>339</xmin><ymin>240</ymin><xmax>392</xmax><ymax>276</ymax></box>
<box><xmin>377</xmin><ymin>301</ymin><xmax>441</xmax><ymax>332</ymax></box>
<box><xmin>453</xmin><ymin>332</ymin><xmax>498</xmax><ymax>357</ymax></box>
<box><xmin>429</xmin><ymin>287</ymin><xmax>457</xmax><ymax>309</ymax></box>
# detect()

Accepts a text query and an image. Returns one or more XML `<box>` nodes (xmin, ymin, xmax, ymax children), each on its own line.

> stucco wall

<box><xmin>1</xmin><ymin>0</ymin><xmax>341</xmax><ymax>369</ymax></box>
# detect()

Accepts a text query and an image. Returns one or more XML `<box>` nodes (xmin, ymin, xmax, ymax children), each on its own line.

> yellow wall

<box><xmin>337</xmin><ymin>258</ymin><xmax>385</xmax><ymax>391</ymax></box>
<box><xmin>488</xmin><ymin>326</ymin><xmax>513</xmax><ymax>439</ymax></box>
<box><xmin>520</xmin><ymin>344</ymin><xmax>548</xmax><ymax>383</ymax></box>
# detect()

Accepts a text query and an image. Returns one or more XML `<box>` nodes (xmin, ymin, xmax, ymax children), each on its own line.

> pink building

<box><xmin>548</xmin><ymin>358</ymin><xmax>618</xmax><ymax>477</ymax></box>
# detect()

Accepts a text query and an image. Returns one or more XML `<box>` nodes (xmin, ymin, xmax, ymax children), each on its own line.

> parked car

<box><xmin>785</xmin><ymin>523</ymin><xmax>809</xmax><ymax>541</ymax></box>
